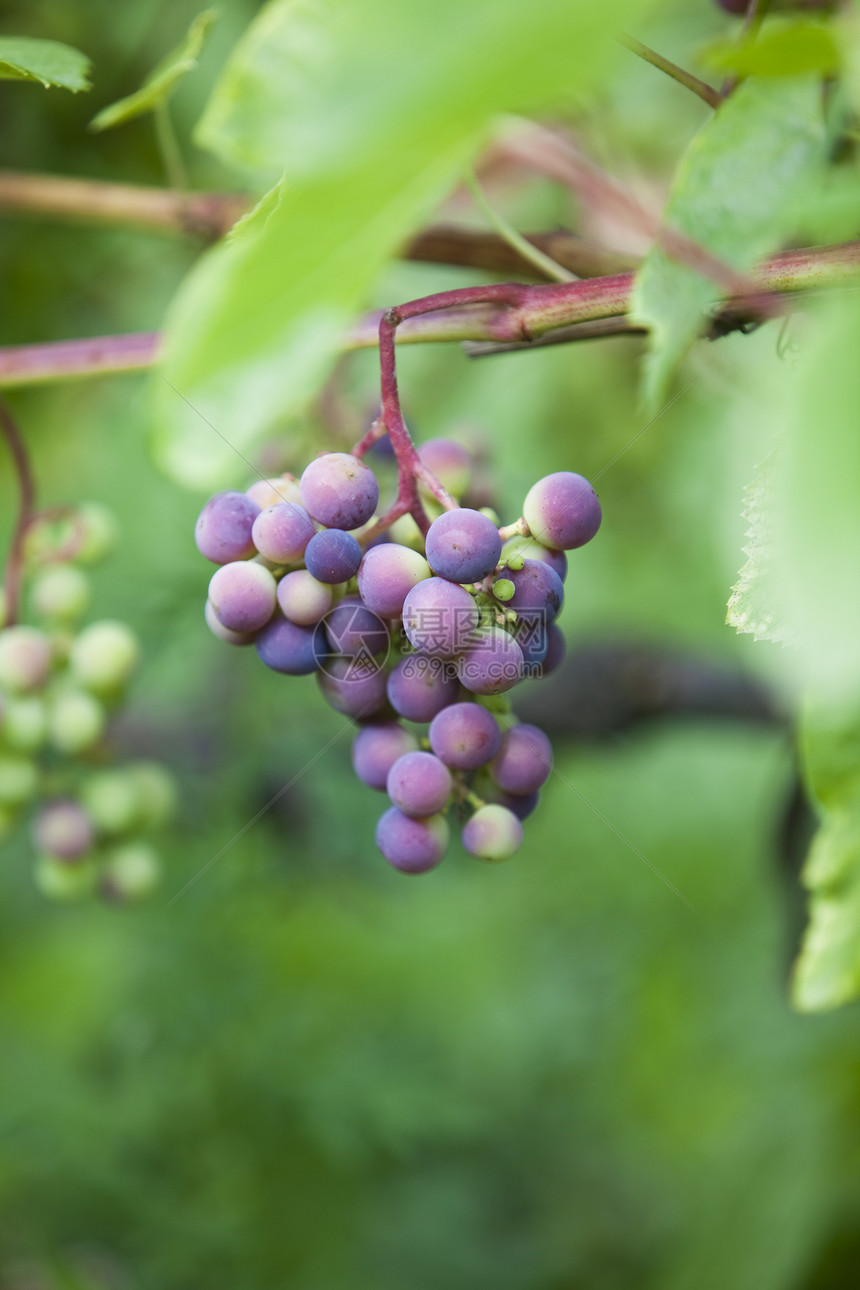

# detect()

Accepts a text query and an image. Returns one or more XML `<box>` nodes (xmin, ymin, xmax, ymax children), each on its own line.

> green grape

<box><xmin>0</xmin><ymin>695</ymin><xmax>48</xmax><ymax>753</ymax></box>
<box><xmin>0</xmin><ymin>755</ymin><xmax>39</xmax><ymax>806</ymax></box>
<box><xmin>81</xmin><ymin>769</ymin><xmax>142</xmax><ymax>835</ymax></box>
<box><xmin>31</xmin><ymin>564</ymin><xmax>91</xmax><ymax>624</ymax></box>
<box><xmin>34</xmin><ymin>855</ymin><xmax>98</xmax><ymax>901</ymax></box>
<box><xmin>127</xmin><ymin>762</ymin><xmax>177</xmax><ymax>828</ymax></box>
<box><xmin>69</xmin><ymin>620</ymin><xmax>139</xmax><ymax>694</ymax></box>
<box><xmin>46</xmin><ymin>687</ymin><xmax>105</xmax><ymax>754</ymax></box>
<box><xmin>101</xmin><ymin>841</ymin><xmax>161</xmax><ymax>901</ymax></box>
<box><xmin>74</xmin><ymin>502</ymin><xmax>120</xmax><ymax>564</ymax></box>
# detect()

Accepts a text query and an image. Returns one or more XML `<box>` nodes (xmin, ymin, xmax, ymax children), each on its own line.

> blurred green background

<box><xmin>2</xmin><ymin>2</ymin><xmax>859</xmax><ymax>1288</ymax></box>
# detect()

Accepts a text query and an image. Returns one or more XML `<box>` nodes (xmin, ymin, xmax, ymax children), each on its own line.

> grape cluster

<box><xmin>0</xmin><ymin>505</ymin><xmax>175</xmax><ymax>901</ymax></box>
<box><xmin>196</xmin><ymin>442</ymin><xmax>601</xmax><ymax>874</ymax></box>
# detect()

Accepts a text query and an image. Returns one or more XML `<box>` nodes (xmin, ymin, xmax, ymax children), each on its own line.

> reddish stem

<box><xmin>351</xmin><ymin>415</ymin><xmax>387</xmax><ymax>459</ymax></box>
<box><xmin>0</xmin><ymin>400</ymin><xmax>36</xmax><ymax>626</ymax></box>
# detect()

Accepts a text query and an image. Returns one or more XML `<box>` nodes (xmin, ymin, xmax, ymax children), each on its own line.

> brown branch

<box><xmin>619</xmin><ymin>34</ymin><xmax>721</xmax><ymax>109</ymax></box>
<box><xmin>0</xmin><ymin>170</ymin><xmax>247</xmax><ymax>240</ymax></box>
<box><xmin>404</xmin><ymin>224</ymin><xmax>639</xmax><ymax>279</ymax></box>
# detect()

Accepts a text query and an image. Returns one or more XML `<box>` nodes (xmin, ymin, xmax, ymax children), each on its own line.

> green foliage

<box><xmin>726</xmin><ymin>453</ymin><xmax>788</xmax><ymax>644</ymax></box>
<box><xmin>88</xmin><ymin>9</ymin><xmax>216</xmax><ymax>131</ymax></box>
<box><xmin>701</xmin><ymin>21</ymin><xmax>840</xmax><ymax>79</ymax></box>
<box><xmin>793</xmin><ymin>702</ymin><xmax>860</xmax><ymax>1012</ymax></box>
<box><xmin>631</xmin><ymin>75</ymin><xmax>826</xmax><ymax>410</ymax></box>
<box><xmin>156</xmin><ymin>0</ymin><xmax>653</xmax><ymax>489</ymax></box>
<box><xmin>0</xmin><ymin>34</ymin><xmax>90</xmax><ymax>91</ymax></box>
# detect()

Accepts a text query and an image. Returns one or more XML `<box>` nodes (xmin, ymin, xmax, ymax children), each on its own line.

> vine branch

<box><xmin>619</xmin><ymin>34</ymin><xmax>721</xmax><ymax>109</ymax></box>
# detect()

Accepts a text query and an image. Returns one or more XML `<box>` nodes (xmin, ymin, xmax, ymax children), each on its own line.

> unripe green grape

<box><xmin>389</xmin><ymin>513</ymin><xmax>427</xmax><ymax>552</ymax></box>
<box><xmin>69</xmin><ymin>620</ymin><xmax>139</xmax><ymax>694</ymax></box>
<box><xmin>81</xmin><ymin>769</ymin><xmax>141</xmax><ymax>835</ymax></box>
<box><xmin>493</xmin><ymin>579</ymin><xmax>515</xmax><ymax>603</ymax></box>
<box><xmin>127</xmin><ymin>762</ymin><xmax>177</xmax><ymax>828</ymax></box>
<box><xmin>1</xmin><ymin>695</ymin><xmax>47</xmax><ymax>753</ymax></box>
<box><xmin>46</xmin><ymin>687</ymin><xmax>106</xmax><ymax>754</ymax></box>
<box><xmin>34</xmin><ymin>855</ymin><xmax>97</xmax><ymax>900</ymax></box>
<box><xmin>74</xmin><ymin>502</ymin><xmax>120</xmax><ymax>564</ymax></box>
<box><xmin>0</xmin><ymin>626</ymin><xmax>53</xmax><ymax>694</ymax></box>
<box><xmin>30</xmin><ymin>564</ymin><xmax>91</xmax><ymax>624</ymax></box>
<box><xmin>101</xmin><ymin>841</ymin><xmax>161</xmax><ymax>901</ymax></box>
<box><xmin>0</xmin><ymin>754</ymin><xmax>39</xmax><ymax>806</ymax></box>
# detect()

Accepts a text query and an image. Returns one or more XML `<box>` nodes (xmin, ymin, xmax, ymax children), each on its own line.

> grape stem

<box><xmin>498</xmin><ymin>518</ymin><xmax>529</xmax><ymax>541</ymax></box>
<box><xmin>619</xmin><ymin>35</ymin><xmax>721</xmax><ymax>110</ymax></box>
<box><xmin>0</xmin><ymin>399</ymin><xmax>36</xmax><ymax>626</ymax></box>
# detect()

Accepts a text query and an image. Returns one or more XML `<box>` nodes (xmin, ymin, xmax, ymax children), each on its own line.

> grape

<box><xmin>30</xmin><ymin>564</ymin><xmax>91</xmax><ymax>623</ymax></box>
<box><xmin>34</xmin><ymin>855</ymin><xmax>97</xmax><ymax>900</ymax></box>
<box><xmin>316</xmin><ymin>597</ymin><xmax>389</xmax><ymax>659</ymax></box>
<box><xmin>204</xmin><ymin>599</ymin><xmax>255</xmax><ymax>646</ymax></box>
<box><xmin>256</xmin><ymin>614</ymin><xmax>319</xmax><ymax>675</ymax></box>
<box><xmin>1</xmin><ymin>696</ymin><xmax>47</xmax><ymax>753</ymax></box>
<box><xmin>541</xmin><ymin>623</ymin><xmax>566</xmax><ymax>677</ymax></box>
<box><xmin>246</xmin><ymin>474</ymin><xmax>303</xmax><ymax>509</ymax></box>
<box><xmin>304</xmin><ymin>529</ymin><xmax>362</xmax><ymax>584</ymax></box>
<box><xmin>424</xmin><ymin>507</ymin><xmax>502</xmax><ymax>583</ymax></box>
<box><xmin>502</xmin><ymin>558</ymin><xmax>564</xmax><ymax>624</ymax></box>
<box><xmin>357</xmin><ymin>543</ymin><xmax>431</xmax><ymax>618</ymax></box>
<box><xmin>69</xmin><ymin>620</ymin><xmax>139</xmax><ymax>693</ymax></box>
<box><xmin>251</xmin><ymin>502</ymin><xmax>316</xmax><ymax>563</ymax></box>
<box><xmin>317</xmin><ymin>656</ymin><xmax>389</xmax><ymax>718</ymax></box>
<box><xmin>300</xmin><ymin>452</ymin><xmax>379</xmax><ymax>529</ymax></box>
<box><xmin>101</xmin><ymin>842</ymin><xmax>160</xmax><ymax>901</ymax></box>
<box><xmin>46</xmin><ymin>688</ymin><xmax>105</xmax><ymax>754</ymax></box>
<box><xmin>0</xmin><ymin>755</ymin><xmax>39</xmax><ymax>806</ymax></box>
<box><xmin>456</xmin><ymin>627</ymin><xmax>524</xmax><ymax>695</ymax></box>
<box><xmin>501</xmin><ymin>535</ymin><xmax>567</xmax><ymax>582</ymax></box>
<box><xmin>81</xmin><ymin>770</ymin><xmax>141</xmax><ymax>835</ymax></box>
<box><xmin>462</xmin><ymin>804</ymin><xmax>523</xmax><ymax>861</ymax></box>
<box><xmin>522</xmin><ymin>472</ymin><xmax>601</xmax><ymax>550</ymax></box>
<box><xmin>402</xmin><ymin>577</ymin><xmax>479</xmax><ymax>658</ymax></box>
<box><xmin>386</xmin><ymin>751</ymin><xmax>453</xmax><ymax>817</ymax></box>
<box><xmin>428</xmin><ymin>701</ymin><xmax>501</xmax><ymax>770</ymax></box>
<box><xmin>75</xmin><ymin>502</ymin><xmax>120</xmax><ymax>564</ymax></box>
<box><xmin>388</xmin><ymin>512</ymin><xmax>425</xmax><ymax>552</ymax></box>
<box><xmin>0</xmin><ymin>626</ymin><xmax>52</xmax><ymax>693</ymax></box>
<box><xmin>352</xmin><ymin>722</ymin><xmax>420</xmax><ymax>790</ymax></box>
<box><xmin>127</xmin><ymin>762</ymin><xmax>177</xmax><ymax>827</ymax></box>
<box><xmin>208</xmin><ymin>561</ymin><xmax>277</xmax><ymax>634</ymax></box>
<box><xmin>276</xmin><ymin>570</ymin><xmax>332</xmax><ymax>626</ymax></box>
<box><xmin>418</xmin><ymin>438</ymin><xmax>473</xmax><ymax>498</ymax></box>
<box><xmin>375</xmin><ymin>807</ymin><xmax>449</xmax><ymax>874</ymax></box>
<box><xmin>514</xmin><ymin>619</ymin><xmax>550</xmax><ymax>670</ymax></box>
<box><xmin>32</xmin><ymin>799</ymin><xmax>94</xmax><ymax>861</ymax></box>
<box><xmin>491</xmin><ymin>724</ymin><xmax>552</xmax><ymax>793</ymax></box>
<box><xmin>195</xmin><ymin>490</ymin><xmax>261</xmax><ymax>564</ymax></box>
<box><xmin>386</xmin><ymin>653</ymin><xmax>459</xmax><ymax>722</ymax></box>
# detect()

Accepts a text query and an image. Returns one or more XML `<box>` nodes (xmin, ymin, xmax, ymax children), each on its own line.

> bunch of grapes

<box><xmin>196</xmin><ymin>435</ymin><xmax>601</xmax><ymax>875</ymax></box>
<box><xmin>0</xmin><ymin>505</ymin><xmax>175</xmax><ymax>901</ymax></box>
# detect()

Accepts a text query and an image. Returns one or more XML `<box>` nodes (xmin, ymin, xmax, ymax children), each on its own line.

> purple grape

<box><xmin>195</xmin><ymin>491</ymin><xmax>260</xmax><ymax>564</ymax></box>
<box><xmin>501</xmin><ymin>536</ymin><xmax>567</xmax><ymax>581</ymax></box>
<box><xmin>357</xmin><ymin>543</ymin><xmax>431</xmax><ymax>618</ymax></box>
<box><xmin>425</xmin><ymin>507</ymin><xmax>502</xmax><ymax>583</ymax></box>
<box><xmin>375</xmin><ymin>807</ymin><xmax>449</xmax><ymax>874</ymax></box>
<box><xmin>386</xmin><ymin>653</ymin><xmax>459</xmax><ymax>722</ymax></box>
<box><xmin>255</xmin><ymin>613</ymin><xmax>319</xmax><ymax>675</ymax></box>
<box><xmin>276</xmin><ymin>570</ymin><xmax>333</xmax><ymax>625</ymax></box>
<box><xmin>32</xmin><ymin>799</ymin><xmax>94</xmax><ymax>861</ymax></box>
<box><xmin>251</xmin><ymin>502</ymin><xmax>315</xmax><ymax>564</ymax></box>
<box><xmin>352</xmin><ymin>722</ymin><xmax>419</xmax><ymax>790</ymax></box>
<box><xmin>315</xmin><ymin>597</ymin><xmax>389</xmax><ymax>659</ymax></box>
<box><xmin>491</xmin><ymin>724</ymin><xmax>552</xmax><ymax>794</ymax></box>
<box><xmin>300</xmin><ymin>452</ymin><xmax>379</xmax><ymax>529</ymax></box>
<box><xmin>428</xmin><ymin>702</ymin><xmax>500</xmax><ymax>770</ymax></box>
<box><xmin>541</xmin><ymin>624</ymin><xmax>566</xmax><ymax>677</ymax></box>
<box><xmin>204</xmin><ymin>599</ymin><xmax>254</xmax><ymax>646</ymax></box>
<box><xmin>418</xmin><ymin>438</ymin><xmax>473</xmax><ymax>497</ymax></box>
<box><xmin>498</xmin><ymin>789</ymin><xmax>539</xmax><ymax>820</ymax></box>
<box><xmin>514</xmin><ymin>619</ymin><xmax>549</xmax><ymax>670</ymax></box>
<box><xmin>402</xmin><ymin>577</ymin><xmax>479</xmax><ymax>658</ymax></box>
<box><xmin>462</xmin><ymin>804</ymin><xmax>523</xmax><ymax>861</ymax></box>
<box><xmin>503</xmin><ymin>559</ymin><xmax>564</xmax><ymax>624</ymax></box>
<box><xmin>208</xmin><ymin>561</ymin><xmax>276</xmax><ymax>633</ymax></box>
<box><xmin>317</xmin><ymin>655</ymin><xmax>389</xmax><ymax>718</ymax></box>
<box><xmin>523</xmin><ymin>472</ymin><xmax>601</xmax><ymax>551</ymax></box>
<box><xmin>304</xmin><ymin>529</ymin><xmax>362</xmax><ymax>584</ymax></box>
<box><xmin>456</xmin><ymin>627</ymin><xmax>524</xmax><ymax>696</ymax></box>
<box><xmin>386</xmin><ymin>751</ymin><xmax>453</xmax><ymax>817</ymax></box>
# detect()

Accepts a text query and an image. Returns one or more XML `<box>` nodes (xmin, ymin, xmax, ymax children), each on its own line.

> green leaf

<box><xmin>793</xmin><ymin>702</ymin><xmax>860</xmax><ymax>1012</ymax></box>
<box><xmin>631</xmin><ymin>76</ymin><xmax>826</xmax><ymax>411</ymax></box>
<box><xmin>0</xmin><ymin>36</ymin><xmax>91</xmax><ymax>91</ymax></box>
<box><xmin>156</xmin><ymin>0</ymin><xmax>655</xmax><ymax>489</ymax></box>
<box><xmin>89</xmin><ymin>9</ymin><xmax>216</xmax><ymax>131</ymax></box>
<box><xmin>726</xmin><ymin>452</ymin><xmax>791</xmax><ymax>645</ymax></box>
<box><xmin>701</xmin><ymin>21</ymin><xmax>840</xmax><ymax>79</ymax></box>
